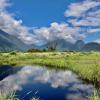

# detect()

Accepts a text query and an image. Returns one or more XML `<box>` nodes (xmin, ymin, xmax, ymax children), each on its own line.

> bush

<box><xmin>9</xmin><ymin>51</ymin><xmax>17</xmax><ymax>55</ymax></box>
<box><xmin>27</xmin><ymin>48</ymin><xmax>42</xmax><ymax>52</ymax></box>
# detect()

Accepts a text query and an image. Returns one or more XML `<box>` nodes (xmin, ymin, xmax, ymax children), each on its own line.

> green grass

<box><xmin>0</xmin><ymin>51</ymin><xmax>100</xmax><ymax>100</ymax></box>
<box><xmin>0</xmin><ymin>92</ymin><xmax>39</xmax><ymax>100</ymax></box>
<box><xmin>0</xmin><ymin>51</ymin><xmax>100</xmax><ymax>86</ymax></box>
<box><xmin>0</xmin><ymin>91</ymin><xmax>16</xmax><ymax>100</ymax></box>
<box><xmin>0</xmin><ymin>90</ymin><xmax>99</xmax><ymax>100</ymax></box>
<box><xmin>88</xmin><ymin>90</ymin><xmax>100</xmax><ymax>100</ymax></box>
<box><xmin>0</xmin><ymin>96</ymin><xmax>39</xmax><ymax>100</ymax></box>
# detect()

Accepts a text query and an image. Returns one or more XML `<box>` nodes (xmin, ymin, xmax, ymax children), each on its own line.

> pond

<box><xmin>0</xmin><ymin>65</ymin><xmax>94</xmax><ymax>100</ymax></box>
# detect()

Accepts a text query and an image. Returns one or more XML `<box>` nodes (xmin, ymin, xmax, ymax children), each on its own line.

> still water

<box><xmin>0</xmin><ymin>65</ymin><xmax>94</xmax><ymax>100</ymax></box>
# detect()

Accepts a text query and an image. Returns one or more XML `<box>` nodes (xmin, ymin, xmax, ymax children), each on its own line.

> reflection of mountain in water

<box><xmin>0</xmin><ymin>65</ymin><xmax>94</xmax><ymax>100</ymax></box>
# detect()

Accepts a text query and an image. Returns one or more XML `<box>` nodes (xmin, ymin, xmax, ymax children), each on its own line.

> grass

<box><xmin>0</xmin><ymin>51</ymin><xmax>100</xmax><ymax>100</ymax></box>
<box><xmin>88</xmin><ymin>90</ymin><xmax>100</xmax><ymax>100</ymax></box>
<box><xmin>0</xmin><ymin>96</ymin><xmax>39</xmax><ymax>100</ymax></box>
<box><xmin>0</xmin><ymin>92</ymin><xmax>17</xmax><ymax>100</ymax></box>
<box><xmin>0</xmin><ymin>91</ymin><xmax>39</xmax><ymax>100</ymax></box>
<box><xmin>0</xmin><ymin>89</ymin><xmax>99</xmax><ymax>100</ymax></box>
<box><xmin>0</xmin><ymin>51</ymin><xmax>100</xmax><ymax>86</ymax></box>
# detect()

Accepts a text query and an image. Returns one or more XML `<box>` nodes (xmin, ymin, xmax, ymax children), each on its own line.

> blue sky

<box><xmin>0</xmin><ymin>0</ymin><xmax>100</xmax><ymax>45</ymax></box>
<box><xmin>9</xmin><ymin>0</ymin><xmax>77</xmax><ymax>27</ymax></box>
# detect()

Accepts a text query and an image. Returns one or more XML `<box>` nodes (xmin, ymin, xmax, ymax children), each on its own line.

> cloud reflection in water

<box><xmin>0</xmin><ymin>65</ymin><xmax>94</xmax><ymax>100</ymax></box>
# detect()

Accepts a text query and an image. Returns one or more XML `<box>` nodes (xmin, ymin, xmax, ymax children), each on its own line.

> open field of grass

<box><xmin>0</xmin><ymin>51</ymin><xmax>100</xmax><ymax>86</ymax></box>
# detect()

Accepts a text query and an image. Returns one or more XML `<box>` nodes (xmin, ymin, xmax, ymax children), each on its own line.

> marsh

<box><xmin>0</xmin><ymin>65</ymin><xmax>94</xmax><ymax>100</ymax></box>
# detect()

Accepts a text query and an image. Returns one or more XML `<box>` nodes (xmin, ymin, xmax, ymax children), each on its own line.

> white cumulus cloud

<box><xmin>94</xmin><ymin>39</ymin><xmax>100</xmax><ymax>44</ymax></box>
<box><xmin>64</xmin><ymin>0</ymin><xmax>100</xmax><ymax>34</ymax></box>
<box><xmin>0</xmin><ymin>0</ymin><xmax>86</xmax><ymax>45</ymax></box>
<box><xmin>0</xmin><ymin>0</ymin><xmax>99</xmax><ymax>46</ymax></box>
<box><xmin>33</xmin><ymin>22</ymin><xmax>85</xmax><ymax>44</ymax></box>
<box><xmin>0</xmin><ymin>0</ymin><xmax>36</xmax><ymax>44</ymax></box>
<box><xmin>64</xmin><ymin>0</ymin><xmax>100</xmax><ymax>17</ymax></box>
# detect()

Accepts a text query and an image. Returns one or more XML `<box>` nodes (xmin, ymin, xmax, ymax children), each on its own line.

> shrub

<box><xmin>27</xmin><ymin>49</ymin><xmax>42</xmax><ymax>53</ymax></box>
<box><xmin>9</xmin><ymin>51</ymin><xmax>17</xmax><ymax>55</ymax></box>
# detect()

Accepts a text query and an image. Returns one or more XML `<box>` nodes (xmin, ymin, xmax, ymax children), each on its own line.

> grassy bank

<box><xmin>0</xmin><ymin>51</ymin><xmax>100</xmax><ymax>86</ymax></box>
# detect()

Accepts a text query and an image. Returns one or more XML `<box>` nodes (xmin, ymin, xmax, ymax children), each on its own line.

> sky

<box><xmin>0</xmin><ymin>0</ymin><xmax>100</xmax><ymax>45</ymax></box>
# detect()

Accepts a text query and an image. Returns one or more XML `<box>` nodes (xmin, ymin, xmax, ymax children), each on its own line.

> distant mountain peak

<box><xmin>82</xmin><ymin>42</ymin><xmax>100</xmax><ymax>51</ymax></box>
<box><xmin>0</xmin><ymin>29</ymin><xmax>27</xmax><ymax>52</ymax></box>
<box><xmin>0</xmin><ymin>29</ymin><xmax>100</xmax><ymax>52</ymax></box>
<box><xmin>74</xmin><ymin>40</ymin><xmax>85</xmax><ymax>50</ymax></box>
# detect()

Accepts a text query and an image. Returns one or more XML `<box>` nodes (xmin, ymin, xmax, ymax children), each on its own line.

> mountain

<box><xmin>0</xmin><ymin>29</ymin><xmax>99</xmax><ymax>52</ymax></box>
<box><xmin>32</xmin><ymin>39</ymin><xmax>85</xmax><ymax>51</ymax></box>
<box><xmin>41</xmin><ymin>39</ymin><xmax>100</xmax><ymax>51</ymax></box>
<box><xmin>0</xmin><ymin>29</ymin><xmax>27</xmax><ymax>52</ymax></box>
<box><xmin>73</xmin><ymin>40</ymin><xmax>85</xmax><ymax>51</ymax></box>
<box><xmin>45</xmin><ymin>39</ymin><xmax>85</xmax><ymax>51</ymax></box>
<box><xmin>82</xmin><ymin>42</ymin><xmax>100</xmax><ymax>51</ymax></box>
<box><xmin>41</xmin><ymin>39</ymin><xmax>74</xmax><ymax>51</ymax></box>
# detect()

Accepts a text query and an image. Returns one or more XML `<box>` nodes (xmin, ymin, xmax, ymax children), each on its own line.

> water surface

<box><xmin>0</xmin><ymin>65</ymin><xmax>94</xmax><ymax>100</ymax></box>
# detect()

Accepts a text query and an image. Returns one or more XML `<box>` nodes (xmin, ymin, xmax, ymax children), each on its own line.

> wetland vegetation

<box><xmin>0</xmin><ymin>51</ymin><xmax>100</xmax><ymax>86</ymax></box>
<box><xmin>0</xmin><ymin>51</ymin><xmax>100</xmax><ymax>100</ymax></box>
